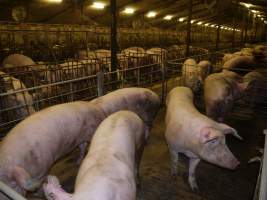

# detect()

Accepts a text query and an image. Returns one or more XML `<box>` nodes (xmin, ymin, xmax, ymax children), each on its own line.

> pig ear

<box><xmin>200</xmin><ymin>127</ymin><xmax>220</xmax><ymax>143</ymax></box>
<box><xmin>13</xmin><ymin>166</ymin><xmax>41</xmax><ymax>191</ymax></box>
<box><xmin>218</xmin><ymin>123</ymin><xmax>243</xmax><ymax>140</ymax></box>
<box><xmin>236</xmin><ymin>81</ymin><xmax>249</xmax><ymax>92</ymax></box>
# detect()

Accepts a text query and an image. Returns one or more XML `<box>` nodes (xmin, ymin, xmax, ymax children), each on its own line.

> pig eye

<box><xmin>206</xmin><ymin>138</ymin><xmax>219</xmax><ymax>145</ymax></box>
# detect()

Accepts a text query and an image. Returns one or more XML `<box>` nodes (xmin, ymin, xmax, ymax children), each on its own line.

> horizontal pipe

<box><xmin>0</xmin><ymin>181</ymin><xmax>27</xmax><ymax>200</ymax></box>
<box><xmin>259</xmin><ymin>129</ymin><xmax>267</xmax><ymax>200</ymax></box>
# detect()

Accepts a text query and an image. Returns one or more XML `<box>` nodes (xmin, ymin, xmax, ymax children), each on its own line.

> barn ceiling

<box><xmin>0</xmin><ymin>0</ymin><xmax>266</xmax><ymax>30</ymax></box>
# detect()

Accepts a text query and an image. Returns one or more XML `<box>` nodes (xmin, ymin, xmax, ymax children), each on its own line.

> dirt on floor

<box><xmin>28</xmin><ymin>106</ymin><xmax>264</xmax><ymax>200</ymax></box>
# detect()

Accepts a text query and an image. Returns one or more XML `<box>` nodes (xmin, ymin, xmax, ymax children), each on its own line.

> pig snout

<box><xmin>201</xmin><ymin>140</ymin><xmax>240</xmax><ymax>170</ymax></box>
<box><xmin>225</xmin><ymin>156</ymin><xmax>240</xmax><ymax>170</ymax></box>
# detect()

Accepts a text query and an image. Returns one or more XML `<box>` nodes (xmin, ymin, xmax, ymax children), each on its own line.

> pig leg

<box><xmin>169</xmin><ymin>147</ymin><xmax>179</xmax><ymax>176</ymax></box>
<box><xmin>135</xmin><ymin>141</ymin><xmax>145</xmax><ymax>188</ymax></box>
<box><xmin>43</xmin><ymin>175</ymin><xmax>72</xmax><ymax>200</ymax></box>
<box><xmin>188</xmin><ymin>157</ymin><xmax>200</xmax><ymax>191</ymax></box>
<box><xmin>13</xmin><ymin>166</ymin><xmax>41</xmax><ymax>192</ymax></box>
<box><xmin>76</xmin><ymin>142</ymin><xmax>88</xmax><ymax>165</ymax></box>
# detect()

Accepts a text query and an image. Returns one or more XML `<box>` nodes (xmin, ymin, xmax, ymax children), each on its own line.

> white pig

<box><xmin>0</xmin><ymin>102</ymin><xmax>106</xmax><ymax>199</ymax></box>
<box><xmin>0</xmin><ymin>71</ymin><xmax>35</xmax><ymax>121</ymax></box>
<box><xmin>43</xmin><ymin>111</ymin><xmax>146</xmax><ymax>200</ymax></box>
<box><xmin>165</xmin><ymin>87</ymin><xmax>241</xmax><ymax>190</ymax></box>
<box><xmin>197</xmin><ymin>60</ymin><xmax>213</xmax><ymax>81</ymax></box>
<box><xmin>0</xmin><ymin>87</ymin><xmax>160</xmax><ymax>198</ymax></box>
<box><xmin>182</xmin><ymin>58</ymin><xmax>202</xmax><ymax>94</ymax></box>
<box><xmin>2</xmin><ymin>54</ymin><xmax>35</xmax><ymax>68</ymax></box>
<box><xmin>204</xmin><ymin>71</ymin><xmax>248</xmax><ymax>122</ymax></box>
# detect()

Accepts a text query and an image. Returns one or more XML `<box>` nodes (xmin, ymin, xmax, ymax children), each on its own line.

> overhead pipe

<box><xmin>0</xmin><ymin>180</ymin><xmax>27</xmax><ymax>200</ymax></box>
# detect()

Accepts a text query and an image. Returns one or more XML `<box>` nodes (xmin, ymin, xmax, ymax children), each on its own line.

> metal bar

<box><xmin>0</xmin><ymin>180</ymin><xmax>27</xmax><ymax>200</ymax></box>
<box><xmin>244</xmin><ymin>11</ymin><xmax>250</xmax><ymax>44</ymax></box>
<box><xmin>254</xmin><ymin>17</ymin><xmax>258</xmax><ymax>42</ymax></box>
<box><xmin>216</xmin><ymin>25</ymin><xmax>221</xmax><ymax>51</ymax></box>
<box><xmin>259</xmin><ymin>129</ymin><xmax>267</xmax><ymax>200</ymax></box>
<box><xmin>186</xmin><ymin>0</ymin><xmax>193</xmax><ymax>57</ymax></box>
<box><xmin>110</xmin><ymin>0</ymin><xmax>118</xmax><ymax>72</ymax></box>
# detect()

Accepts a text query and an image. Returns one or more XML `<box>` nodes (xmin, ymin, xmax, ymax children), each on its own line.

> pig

<box><xmin>204</xmin><ymin>71</ymin><xmax>248</xmax><ymax>122</ymax></box>
<box><xmin>121</xmin><ymin>47</ymin><xmax>147</xmax><ymax>69</ymax></box>
<box><xmin>165</xmin><ymin>87</ymin><xmax>241</xmax><ymax>190</ymax></box>
<box><xmin>197</xmin><ymin>60</ymin><xmax>213</xmax><ymax>81</ymax></box>
<box><xmin>0</xmin><ymin>71</ymin><xmax>35</xmax><ymax>123</ymax></box>
<box><xmin>223</xmin><ymin>56</ymin><xmax>255</xmax><ymax>75</ymax></box>
<box><xmin>0</xmin><ymin>101</ymin><xmax>106</xmax><ymax>200</ymax></box>
<box><xmin>181</xmin><ymin>58</ymin><xmax>202</xmax><ymax>94</ymax></box>
<box><xmin>94</xmin><ymin>49</ymin><xmax>111</xmax><ymax>72</ymax></box>
<box><xmin>243</xmin><ymin>71</ymin><xmax>267</xmax><ymax>112</ymax></box>
<box><xmin>43</xmin><ymin>111</ymin><xmax>146</xmax><ymax>200</ymax></box>
<box><xmin>146</xmin><ymin>48</ymin><xmax>167</xmax><ymax>64</ymax></box>
<box><xmin>0</xmin><ymin>88</ymin><xmax>159</xmax><ymax>198</ymax></box>
<box><xmin>2</xmin><ymin>54</ymin><xmax>35</xmax><ymax>68</ymax></box>
<box><xmin>91</xmin><ymin>87</ymin><xmax>160</xmax><ymax>132</ymax></box>
<box><xmin>77</xmin><ymin>50</ymin><xmax>97</xmax><ymax>60</ymax></box>
<box><xmin>222</xmin><ymin>53</ymin><xmax>237</xmax><ymax>64</ymax></box>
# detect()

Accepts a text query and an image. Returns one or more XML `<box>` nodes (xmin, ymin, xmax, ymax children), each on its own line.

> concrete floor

<box><xmin>28</xmin><ymin>106</ymin><xmax>264</xmax><ymax>200</ymax></box>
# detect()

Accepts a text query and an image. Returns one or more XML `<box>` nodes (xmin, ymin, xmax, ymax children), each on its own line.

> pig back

<box><xmin>91</xmin><ymin>88</ymin><xmax>160</xmax><ymax>126</ymax></box>
<box><xmin>0</xmin><ymin>101</ymin><xmax>105</xmax><ymax>178</ymax></box>
<box><xmin>2</xmin><ymin>54</ymin><xmax>35</xmax><ymax>68</ymax></box>
<box><xmin>74</xmin><ymin>111</ymin><xmax>143</xmax><ymax>199</ymax></box>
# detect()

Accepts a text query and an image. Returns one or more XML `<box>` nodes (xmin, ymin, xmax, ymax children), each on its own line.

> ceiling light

<box><xmin>164</xmin><ymin>15</ymin><xmax>173</xmax><ymax>20</ymax></box>
<box><xmin>210</xmin><ymin>24</ymin><xmax>215</xmax><ymax>28</ymax></box>
<box><xmin>190</xmin><ymin>20</ymin><xmax>195</xmax><ymax>24</ymax></box>
<box><xmin>204</xmin><ymin>23</ymin><xmax>209</xmax><ymax>26</ymax></box>
<box><xmin>251</xmin><ymin>10</ymin><xmax>259</xmax><ymax>13</ymax></box>
<box><xmin>239</xmin><ymin>2</ymin><xmax>253</xmax><ymax>8</ymax></box>
<box><xmin>146</xmin><ymin>11</ymin><xmax>157</xmax><ymax>18</ymax></box>
<box><xmin>197</xmin><ymin>21</ymin><xmax>203</xmax><ymax>25</ymax></box>
<box><xmin>91</xmin><ymin>2</ymin><xmax>105</xmax><ymax>9</ymax></box>
<box><xmin>178</xmin><ymin>17</ymin><xmax>185</xmax><ymax>22</ymax></box>
<box><xmin>123</xmin><ymin>7</ymin><xmax>135</xmax><ymax>14</ymax></box>
<box><xmin>45</xmin><ymin>0</ymin><xmax>62</xmax><ymax>3</ymax></box>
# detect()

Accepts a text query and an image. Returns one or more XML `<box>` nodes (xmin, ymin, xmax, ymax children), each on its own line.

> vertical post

<box><xmin>216</xmin><ymin>25</ymin><xmax>220</xmax><ymax>51</ymax></box>
<box><xmin>232</xmin><ymin>2</ymin><xmax>237</xmax><ymax>48</ymax></box>
<box><xmin>186</xmin><ymin>0</ymin><xmax>193</xmax><ymax>57</ymax></box>
<box><xmin>110</xmin><ymin>0</ymin><xmax>117</xmax><ymax>72</ymax></box>
<box><xmin>244</xmin><ymin>12</ymin><xmax>250</xmax><ymax>44</ymax></box>
<box><xmin>97</xmin><ymin>71</ymin><xmax>104</xmax><ymax>97</ymax></box>
<box><xmin>254</xmin><ymin>17</ymin><xmax>258</xmax><ymax>43</ymax></box>
<box><xmin>241</xmin><ymin>7</ymin><xmax>246</xmax><ymax>44</ymax></box>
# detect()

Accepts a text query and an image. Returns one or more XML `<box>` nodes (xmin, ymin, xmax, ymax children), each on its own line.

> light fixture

<box><xmin>146</xmin><ymin>11</ymin><xmax>157</xmax><ymax>18</ymax></box>
<box><xmin>239</xmin><ymin>2</ymin><xmax>253</xmax><ymax>8</ymax></box>
<box><xmin>210</xmin><ymin>24</ymin><xmax>215</xmax><ymax>28</ymax></box>
<box><xmin>190</xmin><ymin>20</ymin><xmax>195</xmax><ymax>24</ymax></box>
<box><xmin>257</xmin><ymin>14</ymin><xmax>262</xmax><ymax>17</ymax></box>
<box><xmin>91</xmin><ymin>2</ymin><xmax>105</xmax><ymax>9</ymax></box>
<box><xmin>45</xmin><ymin>0</ymin><xmax>62</xmax><ymax>3</ymax></box>
<box><xmin>178</xmin><ymin>17</ymin><xmax>185</xmax><ymax>22</ymax></box>
<box><xmin>204</xmin><ymin>23</ymin><xmax>209</xmax><ymax>27</ymax></box>
<box><xmin>164</xmin><ymin>15</ymin><xmax>173</xmax><ymax>20</ymax></box>
<box><xmin>251</xmin><ymin>10</ymin><xmax>259</xmax><ymax>14</ymax></box>
<box><xmin>123</xmin><ymin>7</ymin><xmax>135</xmax><ymax>14</ymax></box>
<box><xmin>197</xmin><ymin>21</ymin><xmax>203</xmax><ymax>25</ymax></box>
